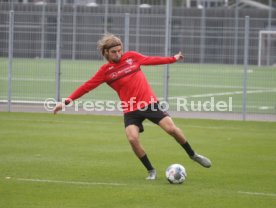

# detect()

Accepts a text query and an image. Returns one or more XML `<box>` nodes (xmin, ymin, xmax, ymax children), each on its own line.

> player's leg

<box><xmin>125</xmin><ymin>124</ymin><xmax>145</xmax><ymax>158</ymax></box>
<box><xmin>158</xmin><ymin>116</ymin><xmax>187</xmax><ymax>145</ymax></box>
<box><xmin>158</xmin><ymin>116</ymin><xmax>212</xmax><ymax>168</ymax></box>
<box><xmin>125</xmin><ymin>124</ymin><xmax>157</xmax><ymax>179</ymax></box>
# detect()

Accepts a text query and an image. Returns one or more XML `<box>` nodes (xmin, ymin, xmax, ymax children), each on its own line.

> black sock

<box><xmin>139</xmin><ymin>154</ymin><xmax>154</xmax><ymax>171</ymax></box>
<box><xmin>181</xmin><ymin>142</ymin><xmax>195</xmax><ymax>157</ymax></box>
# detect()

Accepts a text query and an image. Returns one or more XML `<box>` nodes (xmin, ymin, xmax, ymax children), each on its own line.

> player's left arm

<box><xmin>132</xmin><ymin>51</ymin><xmax>184</xmax><ymax>65</ymax></box>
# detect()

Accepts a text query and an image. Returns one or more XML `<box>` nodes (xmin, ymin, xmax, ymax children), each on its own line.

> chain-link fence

<box><xmin>0</xmin><ymin>1</ymin><xmax>275</xmax><ymax>121</ymax></box>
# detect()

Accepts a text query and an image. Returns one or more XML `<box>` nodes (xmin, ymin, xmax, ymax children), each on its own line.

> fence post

<box><xmin>72</xmin><ymin>3</ymin><xmax>77</xmax><ymax>60</ymax></box>
<box><xmin>104</xmin><ymin>0</ymin><xmax>109</xmax><ymax>34</ymax></box>
<box><xmin>234</xmin><ymin>0</ymin><xmax>239</xmax><ymax>65</ymax></box>
<box><xmin>266</xmin><ymin>0</ymin><xmax>272</xmax><ymax>66</ymax></box>
<box><xmin>163</xmin><ymin>0</ymin><xmax>172</xmax><ymax>102</ymax></box>
<box><xmin>8</xmin><ymin>10</ymin><xmax>14</xmax><ymax>112</ymax></box>
<box><xmin>200</xmin><ymin>6</ymin><xmax>206</xmax><ymax>64</ymax></box>
<box><xmin>56</xmin><ymin>0</ymin><xmax>62</xmax><ymax>102</ymax></box>
<box><xmin>40</xmin><ymin>1</ymin><xmax>45</xmax><ymax>59</ymax></box>
<box><xmin>135</xmin><ymin>0</ymin><xmax>141</xmax><ymax>51</ymax></box>
<box><xmin>124</xmin><ymin>13</ymin><xmax>130</xmax><ymax>52</ymax></box>
<box><xmin>242</xmin><ymin>16</ymin><xmax>250</xmax><ymax>121</ymax></box>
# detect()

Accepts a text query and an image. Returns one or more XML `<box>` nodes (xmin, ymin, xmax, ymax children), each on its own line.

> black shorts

<box><xmin>124</xmin><ymin>102</ymin><xmax>169</xmax><ymax>133</ymax></box>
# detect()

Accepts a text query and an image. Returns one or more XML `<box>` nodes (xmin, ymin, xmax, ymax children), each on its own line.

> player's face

<box><xmin>107</xmin><ymin>46</ymin><xmax>123</xmax><ymax>63</ymax></box>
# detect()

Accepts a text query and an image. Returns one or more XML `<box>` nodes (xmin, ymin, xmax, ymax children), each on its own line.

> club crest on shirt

<box><xmin>108</xmin><ymin>66</ymin><xmax>114</xmax><ymax>70</ymax></box>
<box><xmin>110</xmin><ymin>72</ymin><xmax>118</xmax><ymax>80</ymax></box>
<box><xmin>126</xmin><ymin>58</ymin><xmax>133</xmax><ymax>65</ymax></box>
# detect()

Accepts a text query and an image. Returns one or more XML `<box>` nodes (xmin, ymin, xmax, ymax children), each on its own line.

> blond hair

<box><xmin>97</xmin><ymin>34</ymin><xmax>123</xmax><ymax>58</ymax></box>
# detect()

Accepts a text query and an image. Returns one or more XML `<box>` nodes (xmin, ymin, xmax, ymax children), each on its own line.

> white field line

<box><xmin>17</xmin><ymin>178</ymin><xmax>126</xmax><ymax>186</ymax></box>
<box><xmin>0</xmin><ymin>100</ymin><xmax>274</xmax><ymax>110</ymax></box>
<box><xmin>151</xmin><ymin>82</ymin><xmax>272</xmax><ymax>90</ymax></box>
<box><xmin>168</xmin><ymin>103</ymin><xmax>274</xmax><ymax>109</ymax></box>
<box><xmin>1</xmin><ymin>89</ymin><xmax>276</xmax><ymax>104</ymax></box>
<box><xmin>0</xmin><ymin>102</ymin><xmax>275</xmax><ymax>110</ymax></box>
<box><xmin>238</xmin><ymin>191</ymin><xmax>276</xmax><ymax>197</ymax></box>
<box><xmin>0</xmin><ymin>77</ymin><xmax>273</xmax><ymax>90</ymax></box>
<box><xmin>0</xmin><ymin>77</ymin><xmax>80</xmax><ymax>83</ymax></box>
<box><xmin>0</xmin><ymin>98</ymin><xmax>118</xmax><ymax>104</ymax></box>
<box><xmin>167</xmin><ymin>88</ymin><xmax>276</xmax><ymax>100</ymax></box>
<box><xmin>0</xmin><ymin>89</ymin><xmax>275</xmax><ymax>110</ymax></box>
<box><xmin>0</xmin><ymin>100</ymin><xmax>45</xmax><ymax>104</ymax></box>
<box><xmin>13</xmin><ymin>178</ymin><xmax>276</xmax><ymax>195</ymax></box>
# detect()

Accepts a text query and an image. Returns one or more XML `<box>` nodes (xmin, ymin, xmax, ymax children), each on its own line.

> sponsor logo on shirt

<box><xmin>126</xmin><ymin>58</ymin><xmax>133</xmax><ymax>65</ymax></box>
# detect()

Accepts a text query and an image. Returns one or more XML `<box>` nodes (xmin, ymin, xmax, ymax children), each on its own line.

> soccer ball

<box><xmin>165</xmin><ymin>164</ymin><xmax>187</xmax><ymax>184</ymax></box>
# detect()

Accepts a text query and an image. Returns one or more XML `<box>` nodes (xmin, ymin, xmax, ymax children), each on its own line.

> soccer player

<box><xmin>53</xmin><ymin>34</ymin><xmax>211</xmax><ymax>180</ymax></box>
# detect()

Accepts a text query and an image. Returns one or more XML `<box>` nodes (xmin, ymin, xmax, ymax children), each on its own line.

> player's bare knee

<box><xmin>127</xmin><ymin>135</ymin><xmax>139</xmax><ymax>144</ymax></box>
<box><xmin>166</xmin><ymin>126</ymin><xmax>179</xmax><ymax>137</ymax></box>
<box><xmin>126</xmin><ymin>131</ymin><xmax>139</xmax><ymax>144</ymax></box>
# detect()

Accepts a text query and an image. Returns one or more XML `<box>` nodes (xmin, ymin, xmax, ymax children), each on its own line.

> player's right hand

<box><xmin>53</xmin><ymin>102</ymin><xmax>65</xmax><ymax>114</ymax></box>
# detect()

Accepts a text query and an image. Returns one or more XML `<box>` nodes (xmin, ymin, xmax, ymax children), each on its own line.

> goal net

<box><xmin>258</xmin><ymin>30</ymin><xmax>276</xmax><ymax>67</ymax></box>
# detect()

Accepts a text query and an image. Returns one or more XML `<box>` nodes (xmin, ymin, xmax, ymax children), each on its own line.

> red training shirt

<box><xmin>66</xmin><ymin>51</ymin><xmax>176</xmax><ymax>113</ymax></box>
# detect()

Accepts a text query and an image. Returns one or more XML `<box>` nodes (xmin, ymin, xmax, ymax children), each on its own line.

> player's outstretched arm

<box><xmin>174</xmin><ymin>51</ymin><xmax>184</xmax><ymax>61</ymax></box>
<box><xmin>53</xmin><ymin>102</ymin><xmax>65</xmax><ymax>114</ymax></box>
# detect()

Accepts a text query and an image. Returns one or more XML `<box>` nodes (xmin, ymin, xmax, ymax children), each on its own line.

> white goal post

<box><xmin>258</xmin><ymin>30</ymin><xmax>276</xmax><ymax>67</ymax></box>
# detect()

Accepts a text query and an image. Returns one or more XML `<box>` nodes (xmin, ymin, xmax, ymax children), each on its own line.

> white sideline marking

<box><xmin>0</xmin><ymin>77</ymin><xmax>273</xmax><ymax>90</ymax></box>
<box><xmin>238</xmin><ymin>191</ymin><xmax>276</xmax><ymax>197</ymax></box>
<box><xmin>17</xmin><ymin>178</ymin><xmax>126</xmax><ymax>186</ymax></box>
<box><xmin>151</xmin><ymin>82</ymin><xmax>271</xmax><ymax>90</ymax></box>
<box><xmin>0</xmin><ymin>99</ymin><xmax>273</xmax><ymax>111</ymax></box>
<box><xmin>167</xmin><ymin>88</ymin><xmax>276</xmax><ymax>100</ymax></box>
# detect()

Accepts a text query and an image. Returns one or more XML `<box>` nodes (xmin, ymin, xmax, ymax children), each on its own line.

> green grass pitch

<box><xmin>0</xmin><ymin>112</ymin><xmax>275</xmax><ymax>208</ymax></box>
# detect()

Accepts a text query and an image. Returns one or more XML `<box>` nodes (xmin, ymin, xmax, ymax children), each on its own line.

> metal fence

<box><xmin>0</xmin><ymin>2</ymin><xmax>276</xmax><ymax>121</ymax></box>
